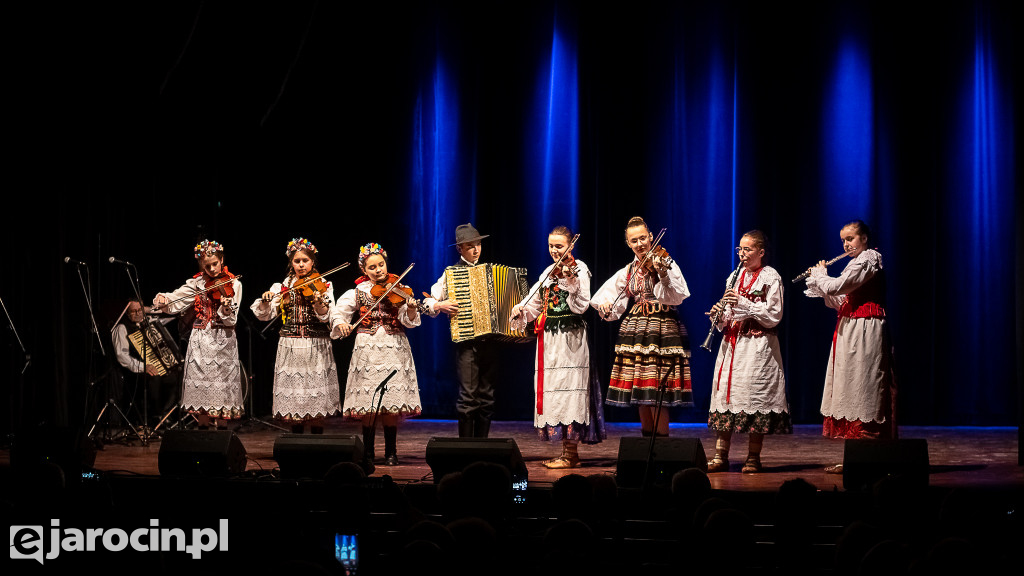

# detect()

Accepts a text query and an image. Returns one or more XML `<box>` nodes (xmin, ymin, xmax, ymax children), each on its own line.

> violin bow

<box><xmin>516</xmin><ymin>233</ymin><xmax>581</xmax><ymax>320</ymax></box>
<box><xmin>350</xmin><ymin>262</ymin><xmax>416</xmax><ymax>331</ymax></box>
<box><xmin>160</xmin><ymin>274</ymin><xmax>244</xmax><ymax>309</ymax></box>
<box><xmin>288</xmin><ymin>262</ymin><xmax>351</xmax><ymax>293</ymax></box>
<box><xmin>602</xmin><ymin>227</ymin><xmax>667</xmax><ymax>318</ymax></box>
<box><xmin>258</xmin><ymin>262</ymin><xmax>350</xmax><ymax>336</ymax></box>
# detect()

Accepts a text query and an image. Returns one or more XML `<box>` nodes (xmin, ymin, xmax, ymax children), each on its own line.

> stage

<box><xmin>3</xmin><ymin>420</ymin><xmax>1021</xmax><ymax>575</ymax></box>
<box><xmin>18</xmin><ymin>420</ymin><xmax>1019</xmax><ymax>492</ymax></box>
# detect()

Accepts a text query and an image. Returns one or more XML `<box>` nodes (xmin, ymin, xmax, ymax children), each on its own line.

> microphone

<box><xmin>374</xmin><ymin>369</ymin><xmax>398</xmax><ymax>393</ymax></box>
<box><xmin>64</xmin><ymin>257</ymin><xmax>87</xmax><ymax>266</ymax></box>
<box><xmin>108</xmin><ymin>256</ymin><xmax>134</xmax><ymax>267</ymax></box>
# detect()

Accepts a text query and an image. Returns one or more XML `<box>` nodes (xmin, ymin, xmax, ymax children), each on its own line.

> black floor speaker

<box><xmin>425</xmin><ymin>437</ymin><xmax>528</xmax><ymax>484</ymax></box>
<box><xmin>615</xmin><ymin>437</ymin><xmax>707</xmax><ymax>488</ymax></box>
<box><xmin>273</xmin><ymin>434</ymin><xmax>365</xmax><ymax>479</ymax></box>
<box><xmin>842</xmin><ymin>438</ymin><xmax>929</xmax><ymax>491</ymax></box>
<box><xmin>158</xmin><ymin>430</ymin><xmax>247</xmax><ymax>477</ymax></box>
<box><xmin>11</xmin><ymin>426</ymin><xmax>97</xmax><ymax>481</ymax></box>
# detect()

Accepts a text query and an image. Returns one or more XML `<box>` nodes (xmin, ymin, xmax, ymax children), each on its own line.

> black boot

<box><xmin>383</xmin><ymin>426</ymin><xmax>398</xmax><ymax>466</ymax></box>
<box><xmin>362</xmin><ymin>426</ymin><xmax>376</xmax><ymax>462</ymax></box>
<box><xmin>457</xmin><ymin>415</ymin><xmax>474</xmax><ymax>438</ymax></box>
<box><xmin>474</xmin><ymin>416</ymin><xmax>491</xmax><ymax>438</ymax></box>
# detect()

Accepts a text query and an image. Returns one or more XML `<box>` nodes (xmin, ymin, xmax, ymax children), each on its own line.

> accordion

<box><xmin>445</xmin><ymin>264</ymin><xmax>534</xmax><ymax>343</ymax></box>
<box><xmin>127</xmin><ymin>318</ymin><xmax>183</xmax><ymax>376</ymax></box>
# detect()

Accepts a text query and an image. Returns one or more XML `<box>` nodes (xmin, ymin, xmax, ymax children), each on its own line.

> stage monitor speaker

<box><xmin>11</xmin><ymin>426</ymin><xmax>97</xmax><ymax>481</ymax></box>
<box><xmin>158</xmin><ymin>430</ymin><xmax>247</xmax><ymax>477</ymax></box>
<box><xmin>425</xmin><ymin>437</ymin><xmax>528</xmax><ymax>485</ymax></box>
<box><xmin>842</xmin><ymin>438</ymin><xmax>929</xmax><ymax>491</ymax></box>
<box><xmin>273</xmin><ymin>434</ymin><xmax>365</xmax><ymax>479</ymax></box>
<box><xmin>615</xmin><ymin>437</ymin><xmax>707</xmax><ymax>488</ymax></box>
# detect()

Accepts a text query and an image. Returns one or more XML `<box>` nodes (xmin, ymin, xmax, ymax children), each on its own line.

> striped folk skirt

<box><xmin>606</xmin><ymin>303</ymin><xmax>693</xmax><ymax>407</ymax></box>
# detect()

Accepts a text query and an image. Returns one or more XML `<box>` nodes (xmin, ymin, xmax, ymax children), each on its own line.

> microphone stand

<box><xmin>112</xmin><ymin>260</ymin><xmax>153</xmax><ymax>446</ymax></box>
<box><xmin>1</xmin><ymin>295</ymin><xmax>30</xmax><ymax>447</ymax></box>
<box><xmin>363</xmin><ymin>369</ymin><xmax>397</xmax><ymax>474</ymax></box>
<box><xmin>641</xmin><ymin>363</ymin><xmax>676</xmax><ymax>495</ymax></box>
<box><xmin>71</xmin><ymin>260</ymin><xmax>138</xmax><ymax>446</ymax></box>
<box><xmin>234</xmin><ymin>311</ymin><xmax>286</xmax><ymax>433</ymax></box>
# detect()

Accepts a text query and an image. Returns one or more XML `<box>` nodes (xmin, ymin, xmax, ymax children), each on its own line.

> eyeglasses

<box><xmin>735</xmin><ymin>247</ymin><xmax>757</xmax><ymax>254</ymax></box>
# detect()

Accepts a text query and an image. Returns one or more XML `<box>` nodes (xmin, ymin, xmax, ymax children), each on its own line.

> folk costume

<box><xmin>511</xmin><ymin>260</ymin><xmax>605</xmax><ymax>467</ymax></box>
<box><xmin>251</xmin><ymin>238</ymin><xmax>342</xmax><ymax>425</ymax></box>
<box><xmin>592</xmin><ymin>258</ymin><xmax>694</xmax><ymax>409</ymax></box>
<box><xmin>423</xmin><ymin>223</ymin><xmax>498</xmax><ymax>438</ymax></box>
<box><xmin>332</xmin><ymin>242</ymin><xmax>422</xmax><ymax>465</ymax></box>
<box><xmin>706</xmin><ymin>265</ymin><xmax>791</xmax><ymax>472</ymax></box>
<box><xmin>708</xmin><ymin>265</ymin><xmax>791</xmax><ymax>433</ymax></box>
<box><xmin>804</xmin><ymin>249</ymin><xmax>896</xmax><ymax>440</ymax></box>
<box><xmin>155</xmin><ymin>240</ymin><xmax>244</xmax><ymax>421</ymax></box>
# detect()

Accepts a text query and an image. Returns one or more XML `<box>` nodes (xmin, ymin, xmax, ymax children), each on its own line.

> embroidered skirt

<box><xmin>606</xmin><ymin>304</ymin><xmax>693</xmax><ymax>407</ymax></box>
<box><xmin>180</xmin><ymin>326</ymin><xmax>245</xmax><ymax>419</ymax></box>
<box><xmin>272</xmin><ymin>336</ymin><xmax>342</xmax><ymax>421</ymax></box>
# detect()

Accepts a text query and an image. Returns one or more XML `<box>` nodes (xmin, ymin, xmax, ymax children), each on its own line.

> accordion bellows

<box><xmin>445</xmin><ymin>264</ymin><xmax>534</xmax><ymax>343</ymax></box>
<box><xmin>128</xmin><ymin>320</ymin><xmax>183</xmax><ymax>375</ymax></box>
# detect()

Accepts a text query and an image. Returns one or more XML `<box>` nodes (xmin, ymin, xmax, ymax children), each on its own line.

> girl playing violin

<box><xmin>591</xmin><ymin>216</ymin><xmax>694</xmax><ymax>436</ymax></box>
<box><xmin>331</xmin><ymin>242</ymin><xmax>422</xmax><ymax>466</ymax></box>
<box><xmin>153</xmin><ymin>240</ymin><xmax>244</xmax><ymax>429</ymax></box>
<box><xmin>509</xmin><ymin>226</ymin><xmax>604</xmax><ymax>468</ymax></box>
<box><xmin>251</xmin><ymin>238</ymin><xmax>342</xmax><ymax>434</ymax></box>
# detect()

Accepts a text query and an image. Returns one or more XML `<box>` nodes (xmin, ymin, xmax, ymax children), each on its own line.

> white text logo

<box><xmin>10</xmin><ymin>519</ymin><xmax>229</xmax><ymax>564</ymax></box>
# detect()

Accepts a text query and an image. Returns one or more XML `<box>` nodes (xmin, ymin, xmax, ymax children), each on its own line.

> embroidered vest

<box><xmin>839</xmin><ymin>269</ymin><xmax>886</xmax><ymax>319</ymax></box>
<box><xmin>354</xmin><ymin>287</ymin><xmax>404</xmax><ymax>336</ymax></box>
<box><xmin>279</xmin><ymin>290</ymin><xmax>330</xmax><ymax>338</ymax></box>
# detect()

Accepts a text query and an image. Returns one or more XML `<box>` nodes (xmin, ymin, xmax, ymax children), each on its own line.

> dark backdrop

<box><xmin>2</xmin><ymin>1</ymin><xmax>1019</xmax><ymax>436</ymax></box>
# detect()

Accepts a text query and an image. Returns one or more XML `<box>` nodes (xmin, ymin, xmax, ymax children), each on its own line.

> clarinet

<box><xmin>699</xmin><ymin>262</ymin><xmax>744</xmax><ymax>352</ymax></box>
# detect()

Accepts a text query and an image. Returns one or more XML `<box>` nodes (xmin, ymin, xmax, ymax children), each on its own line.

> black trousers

<box><xmin>122</xmin><ymin>368</ymin><xmax>182</xmax><ymax>427</ymax></box>
<box><xmin>455</xmin><ymin>338</ymin><xmax>498</xmax><ymax>436</ymax></box>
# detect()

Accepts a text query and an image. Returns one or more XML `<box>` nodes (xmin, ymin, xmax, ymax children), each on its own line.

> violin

<box><xmin>370</xmin><ymin>274</ymin><xmax>415</xmax><ymax>306</ymax></box>
<box><xmin>549</xmin><ymin>253</ymin><xmax>579</xmax><ymax>279</ymax></box>
<box><xmin>642</xmin><ymin>245</ymin><xmax>674</xmax><ymax>273</ymax></box>
<box><xmin>207</xmin><ymin>270</ymin><xmax>236</xmax><ymax>301</ymax></box>
<box><xmin>281</xmin><ymin>270</ymin><xmax>330</xmax><ymax>307</ymax></box>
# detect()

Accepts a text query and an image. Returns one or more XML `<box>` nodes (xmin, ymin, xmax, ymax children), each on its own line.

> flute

<box><xmin>791</xmin><ymin>252</ymin><xmax>851</xmax><ymax>283</ymax></box>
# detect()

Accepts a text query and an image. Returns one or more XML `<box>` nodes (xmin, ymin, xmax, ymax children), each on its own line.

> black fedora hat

<box><xmin>450</xmin><ymin>223</ymin><xmax>490</xmax><ymax>246</ymax></box>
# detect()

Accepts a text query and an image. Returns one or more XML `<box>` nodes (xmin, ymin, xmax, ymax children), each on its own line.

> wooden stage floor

<box><xmin>56</xmin><ymin>420</ymin><xmax>1023</xmax><ymax>492</ymax></box>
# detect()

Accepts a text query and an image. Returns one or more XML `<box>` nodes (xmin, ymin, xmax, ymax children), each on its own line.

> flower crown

<box><xmin>193</xmin><ymin>240</ymin><xmax>224</xmax><ymax>259</ymax></box>
<box><xmin>358</xmin><ymin>242</ymin><xmax>387</xmax><ymax>269</ymax></box>
<box><xmin>286</xmin><ymin>237</ymin><xmax>318</xmax><ymax>257</ymax></box>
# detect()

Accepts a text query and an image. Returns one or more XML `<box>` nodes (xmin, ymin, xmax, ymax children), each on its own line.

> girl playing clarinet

<box><xmin>706</xmin><ymin>230</ymin><xmax>791</xmax><ymax>473</ymax></box>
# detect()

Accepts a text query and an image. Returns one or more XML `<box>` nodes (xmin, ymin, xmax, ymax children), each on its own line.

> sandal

<box><xmin>543</xmin><ymin>456</ymin><xmax>580</xmax><ymax>469</ymax></box>
<box><xmin>706</xmin><ymin>458</ymin><xmax>729</xmax><ymax>473</ymax></box>
<box><xmin>741</xmin><ymin>457</ymin><xmax>762</xmax><ymax>474</ymax></box>
<box><xmin>824</xmin><ymin>464</ymin><xmax>844</xmax><ymax>474</ymax></box>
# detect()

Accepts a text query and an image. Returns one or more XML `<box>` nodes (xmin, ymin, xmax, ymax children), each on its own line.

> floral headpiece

<box><xmin>193</xmin><ymin>239</ymin><xmax>224</xmax><ymax>259</ymax></box>
<box><xmin>286</xmin><ymin>237</ymin><xmax>318</xmax><ymax>257</ymax></box>
<box><xmin>358</xmin><ymin>242</ymin><xmax>387</xmax><ymax>269</ymax></box>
